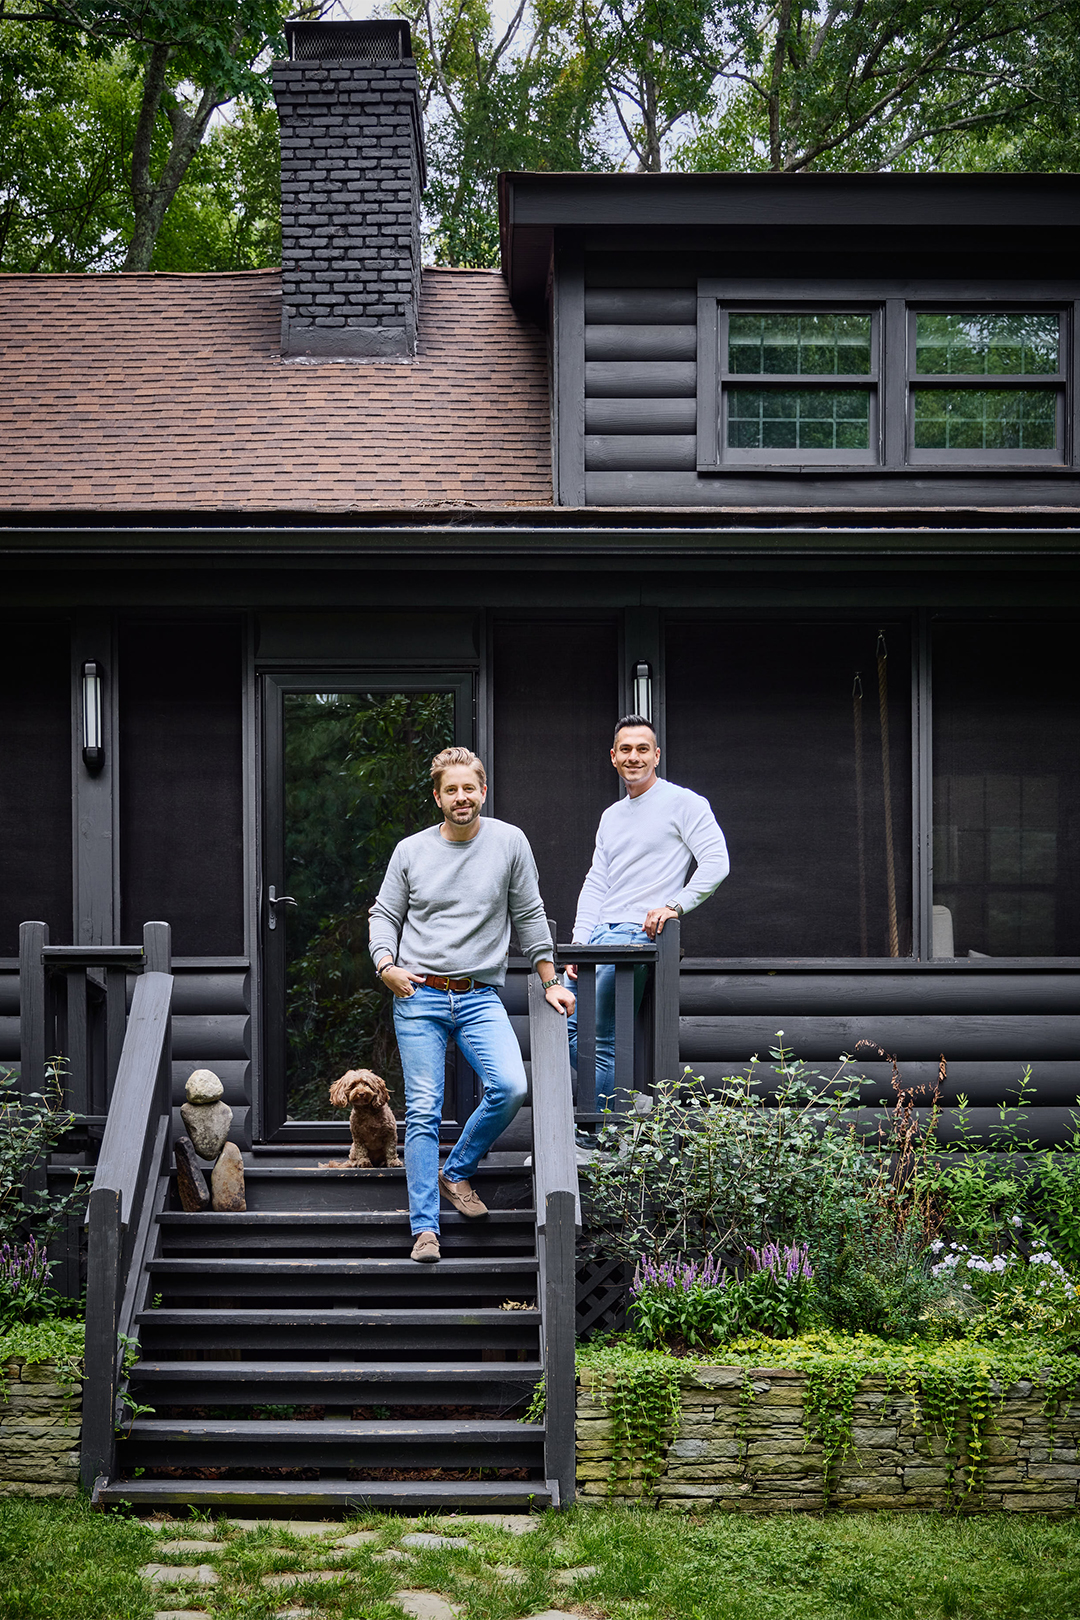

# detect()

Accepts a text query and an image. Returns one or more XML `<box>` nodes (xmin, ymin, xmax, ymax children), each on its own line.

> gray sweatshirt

<box><xmin>369</xmin><ymin>818</ymin><xmax>553</xmax><ymax>985</ymax></box>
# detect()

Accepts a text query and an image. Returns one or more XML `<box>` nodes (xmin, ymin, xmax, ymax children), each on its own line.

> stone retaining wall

<box><xmin>1</xmin><ymin>1359</ymin><xmax>82</xmax><ymax>1498</ymax></box>
<box><xmin>576</xmin><ymin>1365</ymin><xmax>1080</xmax><ymax>1514</ymax></box>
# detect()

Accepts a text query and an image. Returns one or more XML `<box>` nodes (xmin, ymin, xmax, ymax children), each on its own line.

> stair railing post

<box><xmin>81</xmin><ymin>1185</ymin><xmax>122</xmax><ymax>1492</ymax></box>
<box><xmin>17</xmin><ymin>922</ymin><xmax>50</xmax><ymax>1216</ymax></box>
<box><xmin>543</xmin><ymin>1187</ymin><xmax>577</xmax><ymax>1508</ymax></box>
<box><xmin>18</xmin><ymin>920</ymin><xmax>48</xmax><ymax>1106</ymax></box>
<box><xmin>652</xmin><ymin>917</ymin><xmax>680</xmax><ymax>1086</ymax></box>
<box><xmin>143</xmin><ymin>923</ymin><xmax>172</xmax><ymax>1119</ymax></box>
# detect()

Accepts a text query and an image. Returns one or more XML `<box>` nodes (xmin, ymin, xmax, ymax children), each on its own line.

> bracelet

<box><xmin>540</xmin><ymin>976</ymin><xmax>560</xmax><ymax>990</ymax></box>
<box><xmin>376</xmin><ymin>961</ymin><xmax>394</xmax><ymax>978</ymax></box>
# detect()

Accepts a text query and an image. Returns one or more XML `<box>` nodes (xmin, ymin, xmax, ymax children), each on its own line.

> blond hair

<box><xmin>430</xmin><ymin>746</ymin><xmax>487</xmax><ymax>791</ymax></box>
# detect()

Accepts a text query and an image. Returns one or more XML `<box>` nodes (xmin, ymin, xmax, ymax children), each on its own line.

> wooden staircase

<box><xmin>99</xmin><ymin>1156</ymin><xmax>554</xmax><ymax>1510</ymax></box>
<box><xmin>79</xmin><ymin>972</ymin><xmax>579</xmax><ymax>1514</ymax></box>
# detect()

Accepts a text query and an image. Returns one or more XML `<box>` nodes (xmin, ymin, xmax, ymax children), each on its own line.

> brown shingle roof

<box><xmin>0</xmin><ymin>268</ymin><xmax>552</xmax><ymax>512</ymax></box>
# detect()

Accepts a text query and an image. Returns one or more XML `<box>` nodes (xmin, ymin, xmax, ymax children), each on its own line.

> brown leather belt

<box><xmin>419</xmin><ymin>974</ymin><xmax>478</xmax><ymax>992</ymax></box>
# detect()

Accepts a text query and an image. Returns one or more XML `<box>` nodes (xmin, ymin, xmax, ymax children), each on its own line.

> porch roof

<box><xmin>0</xmin><ymin>267</ymin><xmax>552</xmax><ymax>512</ymax></box>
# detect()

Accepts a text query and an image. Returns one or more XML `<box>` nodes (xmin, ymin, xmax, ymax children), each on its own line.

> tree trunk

<box><xmin>122</xmin><ymin>44</ymin><xmax>222</xmax><ymax>272</ymax></box>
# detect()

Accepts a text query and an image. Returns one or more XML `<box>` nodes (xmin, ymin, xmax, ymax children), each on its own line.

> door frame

<box><xmin>258</xmin><ymin>668</ymin><xmax>475</xmax><ymax>1140</ymax></box>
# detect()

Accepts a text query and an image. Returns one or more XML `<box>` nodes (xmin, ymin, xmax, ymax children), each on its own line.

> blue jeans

<box><xmin>392</xmin><ymin>984</ymin><xmax>527</xmax><ymax>1234</ymax></box>
<box><xmin>567</xmin><ymin>923</ymin><xmax>651</xmax><ymax>1111</ymax></box>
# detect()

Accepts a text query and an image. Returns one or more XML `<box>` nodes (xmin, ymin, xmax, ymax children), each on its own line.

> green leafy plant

<box><xmin>0</xmin><ymin>1062</ymin><xmax>85</xmax><ymax>1246</ymax></box>
<box><xmin>577</xmin><ymin>1338</ymin><xmax>683</xmax><ymax>1496</ymax></box>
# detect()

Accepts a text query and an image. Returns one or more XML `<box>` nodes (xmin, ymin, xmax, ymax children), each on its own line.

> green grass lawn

<box><xmin>0</xmin><ymin>1497</ymin><xmax>1078</xmax><ymax>1620</ymax></box>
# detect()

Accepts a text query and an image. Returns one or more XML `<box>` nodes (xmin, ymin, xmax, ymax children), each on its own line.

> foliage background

<box><xmin>4</xmin><ymin>1</ymin><xmax>1080</xmax><ymax>274</ymax></box>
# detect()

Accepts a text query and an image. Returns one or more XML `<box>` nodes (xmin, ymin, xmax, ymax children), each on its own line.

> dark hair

<box><xmin>613</xmin><ymin>713</ymin><xmax>656</xmax><ymax>744</ymax></box>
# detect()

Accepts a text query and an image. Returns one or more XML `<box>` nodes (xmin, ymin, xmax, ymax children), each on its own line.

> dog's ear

<box><xmin>372</xmin><ymin>1073</ymin><xmax>389</xmax><ymax>1106</ymax></box>
<box><xmin>329</xmin><ymin>1072</ymin><xmax>357</xmax><ymax>1108</ymax></box>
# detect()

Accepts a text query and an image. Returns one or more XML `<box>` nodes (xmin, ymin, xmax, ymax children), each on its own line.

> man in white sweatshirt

<box><xmin>567</xmin><ymin>715</ymin><xmax>730</xmax><ymax>1108</ymax></box>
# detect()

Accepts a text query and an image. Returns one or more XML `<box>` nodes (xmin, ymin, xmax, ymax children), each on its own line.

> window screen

<box><xmin>665</xmin><ymin>620</ymin><xmax>912</xmax><ymax>958</ymax></box>
<box><xmin>932</xmin><ymin>622</ymin><xmax>1080</xmax><ymax>957</ymax></box>
<box><xmin>0</xmin><ymin>621</ymin><xmax>72</xmax><ymax>955</ymax></box>
<box><xmin>120</xmin><ymin>621</ymin><xmax>244</xmax><ymax>956</ymax></box>
<box><xmin>492</xmin><ymin>618</ymin><xmax>619</xmax><ymax>942</ymax></box>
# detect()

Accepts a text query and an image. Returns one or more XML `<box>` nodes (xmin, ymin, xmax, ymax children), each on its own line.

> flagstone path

<box><xmin>141</xmin><ymin>1510</ymin><xmax>579</xmax><ymax>1620</ymax></box>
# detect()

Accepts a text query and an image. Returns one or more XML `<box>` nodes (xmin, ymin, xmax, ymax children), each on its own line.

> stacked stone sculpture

<box><xmin>173</xmin><ymin>1068</ymin><xmax>246</xmax><ymax>1212</ymax></box>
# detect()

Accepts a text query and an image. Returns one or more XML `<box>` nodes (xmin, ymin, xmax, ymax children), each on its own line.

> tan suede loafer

<box><xmin>410</xmin><ymin>1229</ymin><xmax>441</xmax><ymax>1263</ymax></box>
<box><xmin>438</xmin><ymin>1172</ymin><xmax>488</xmax><ymax>1219</ymax></box>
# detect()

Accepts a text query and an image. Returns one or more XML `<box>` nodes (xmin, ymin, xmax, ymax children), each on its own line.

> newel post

<box><xmin>81</xmin><ymin>1185</ymin><xmax>122</xmax><ymax>1491</ymax></box>
<box><xmin>652</xmin><ymin>917</ymin><xmax>680</xmax><ymax>1085</ymax></box>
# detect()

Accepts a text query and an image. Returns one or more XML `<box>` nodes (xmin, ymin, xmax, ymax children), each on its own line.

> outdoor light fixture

<box><xmin>81</xmin><ymin>660</ymin><xmax>104</xmax><ymax>772</ymax></box>
<box><xmin>633</xmin><ymin>660</ymin><xmax>652</xmax><ymax>723</ymax></box>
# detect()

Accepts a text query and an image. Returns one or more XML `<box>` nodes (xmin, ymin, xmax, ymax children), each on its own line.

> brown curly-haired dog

<box><xmin>324</xmin><ymin>1068</ymin><xmax>401</xmax><ymax>1168</ymax></box>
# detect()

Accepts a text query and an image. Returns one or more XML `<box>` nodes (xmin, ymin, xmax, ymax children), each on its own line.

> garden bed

<box><xmin>576</xmin><ymin>1361</ymin><xmax>1080</xmax><ymax>1514</ymax></box>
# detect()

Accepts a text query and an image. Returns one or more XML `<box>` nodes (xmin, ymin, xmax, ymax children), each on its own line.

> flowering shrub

<box><xmin>630</xmin><ymin>1243</ymin><xmax>815</xmax><ymax>1346</ymax></box>
<box><xmin>930</xmin><ymin>1230</ymin><xmax>1080</xmax><ymax>1343</ymax></box>
<box><xmin>629</xmin><ymin>1254</ymin><xmax>732</xmax><ymax>1347</ymax></box>
<box><xmin>0</xmin><ymin>1237</ymin><xmax>57</xmax><ymax>1327</ymax></box>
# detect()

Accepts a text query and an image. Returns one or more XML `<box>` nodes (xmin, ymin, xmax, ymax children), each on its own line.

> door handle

<box><xmin>267</xmin><ymin>885</ymin><xmax>298</xmax><ymax>930</ymax></box>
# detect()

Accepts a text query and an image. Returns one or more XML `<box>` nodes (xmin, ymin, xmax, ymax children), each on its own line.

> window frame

<box><xmin>906</xmin><ymin>306</ymin><xmax>1065</xmax><ymax>466</ymax></box>
<box><xmin>696</xmin><ymin>280</ymin><xmax>1077</xmax><ymax>474</ymax></box>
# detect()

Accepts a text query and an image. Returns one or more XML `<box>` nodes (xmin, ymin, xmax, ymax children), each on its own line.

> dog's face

<box><xmin>329</xmin><ymin>1068</ymin><xmax>389</xmax><ymax>1110</ymax></box>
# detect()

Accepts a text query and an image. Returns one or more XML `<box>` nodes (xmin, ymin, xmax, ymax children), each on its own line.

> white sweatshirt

<box><xmin>572</xmin><ymin>778</ymin><xmax>730</xmax><ymax>943</ymax></box>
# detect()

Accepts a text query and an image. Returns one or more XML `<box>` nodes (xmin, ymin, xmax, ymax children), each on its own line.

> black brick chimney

<box><xmin>273</xmin><ymin>19</ymin><xmax>426</xmax><ymax>360</ymax></box>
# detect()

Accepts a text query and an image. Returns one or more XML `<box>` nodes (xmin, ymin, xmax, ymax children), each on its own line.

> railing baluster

<box><xmin>613</xmin><ymin>961</ymin><xmax>635</xmax><ymax>1110</ymax></box>
<box><xmin>18</xmin><ymin>920</ymin><xmax>48</xmax><ymax>1107</ymax></box>
<box><xmin>104</xmin><ymin>967</ymin><xmax>127</xmax><ymax>1113</ymax></box>
<box><xmin>66</xmin><ymin>971</ymin><xmax>89</xmax><ymax>1118</ymax></box>
<box><xmin>653</xmin><ymin>918</ymin><xmax>681</xmax><ymax>1086</ymax></box>
<box><xmin>576</xmin><ymin>964</ymin><xmax>596</xmax><ymax>1116</ymax></box>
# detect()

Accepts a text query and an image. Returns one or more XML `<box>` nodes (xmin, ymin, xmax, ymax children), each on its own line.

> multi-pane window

<box><xmin>909</xmin><ymin>312</ymin><xmax>1063</xmax><ymax>462</ymax></box>
<box><xmin>700</xmin><ymin>294</ymin><xmax>1068</xmax><ymax>468</ymax></box>
<box><xmin>721</xmin><ymin>310</ymin><xmax>877</xmax><ymax>463</ymax></box>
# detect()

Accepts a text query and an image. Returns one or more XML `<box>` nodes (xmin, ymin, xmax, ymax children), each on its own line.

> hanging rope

<box><xmin>877</xmin><ymin>632</ymin><xmax>900</xmax><ymax>957</ymax></box>
<box><xmin>853</xmin><ymin>673</ymin><xmax>868</xmax><ymax>957</ymax></box>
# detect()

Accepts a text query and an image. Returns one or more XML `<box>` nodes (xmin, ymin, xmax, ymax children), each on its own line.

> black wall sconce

<box><xmin>632</xmin><ymin>660</ymin><xmax>653</xmax><ymax>724</ymax></box>
<box><xmin>81</xmin><ymin>660</ymin><xmax>104</xmax><ymax>772</ymax></box>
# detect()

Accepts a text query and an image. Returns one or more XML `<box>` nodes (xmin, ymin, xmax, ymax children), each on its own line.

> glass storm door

<box><xmin>260</xmin><ymin>673</ymin><xmax>471</xmax><ymax>1135</ymax></box>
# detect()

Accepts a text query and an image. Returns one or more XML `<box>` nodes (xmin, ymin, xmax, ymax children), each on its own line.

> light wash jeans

<box><xmin>392</xmin><ymin>983</ymin><xmax>527</xmax><ymax>1234</ymax></box>
<box><xmin>567</xmin><ymin>922</ymin><xmax>651</xmax><ymax>1111</ymax></box>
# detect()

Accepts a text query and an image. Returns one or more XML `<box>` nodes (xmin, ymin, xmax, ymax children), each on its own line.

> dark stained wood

<box><xmin>555</xmin><ymin>241</ymin><xmax>586</xmax><ymax>506</ymax></box>
<box><xmin>18</xmin><ymin>921</ymin><xmax>47</xmax><ymax>1103</ymax></box>
<box><xmin>98</xmin><ymin>1478</ymin><xmax>554</xmax><ymax>1508</ymax></box>
<box><xmin>679</xmin><ymin>969</ymin><xmax>1080</xmax><ymax>1014</ymax></box>
<box><xmin>585</xmin><ymin>325</ymin><xmax>697</xmax><ymax>361</ymax></box>
<box><xmin>81</xmin><ymin>1186</ymin><xmax>121</xmax><ymax>1491</ymax></box>
<box><xmin>585</xmin><ymin>398</ymin><xmax>697</xmax><ymax>434</ymax></box>
<box><xmin>585</xmin><ymin>361</ymin><xmax>696</xmax><ymax>398</ymax></box>
<box><xmin>653</xmin><ymin>919</ymin><xmax>680</xmax><ymax>1085</ymax></box>
<box><xmin>542</xmin><ymin>1188</ymin><xmax>577</xmax><ymax>1509</ymax></box>
<box><xmin>585</xmin><ymin>289</ymin><xmax>697</xmax><ymax>323</ymax></box>
<box><xmin>586</xmin><ymin>436</ymin><xmax>696</xmax><ymax>471</ymax></box>
<box><xmin>680</xmin><ymin>1013</ymin><xmax>1080</xmax><ymax>1062</ymax></box>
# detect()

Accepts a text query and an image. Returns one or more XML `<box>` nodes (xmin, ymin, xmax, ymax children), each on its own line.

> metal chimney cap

<box><xmin>283</xmin><ymin>18</ymin><xmax>414</xmax><ymax>62</ymax></box>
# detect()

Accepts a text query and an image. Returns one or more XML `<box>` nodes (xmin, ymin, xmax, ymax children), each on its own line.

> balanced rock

<box><xmin>185</xmin><ymin>1069</ymin><xmax>224</xmax><ymax>1105</ymax></box>
<box><xmin>211</xmin><ymin>1141</ymin><xmax>246</xmax><ymax>1212</ymax></box>
<box><xmin>180</xmin><ymin>1098</ymin><xmax>232</xmax><ymax>1162</ymax></box>
<box><xmin>173</xmin><ymin>1137</ymin><xmax>210</xmax><ymax>1212</ymax></box>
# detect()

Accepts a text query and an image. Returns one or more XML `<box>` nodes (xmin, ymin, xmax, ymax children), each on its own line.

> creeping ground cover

<box><xmin>574</xmin><ymin>1044</ymin><xmax>1080</xmax><ymax>1500</ymax></box>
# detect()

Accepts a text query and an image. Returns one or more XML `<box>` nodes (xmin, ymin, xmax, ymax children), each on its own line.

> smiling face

<box><xmin>611</xmin><ymin>723</ymin><xmax>660</xmax><ymax>794</ymax></box>
<box><xmin>433</xmin><ymin>764</ymin><xmax>488</xmax><ymax>830</ymax></box>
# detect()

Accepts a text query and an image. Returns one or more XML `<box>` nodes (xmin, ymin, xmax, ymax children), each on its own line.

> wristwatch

<box><xmin>667</xmin><ymin>903</ymin><xmax>684</xmax><ymax>917</ymax></box>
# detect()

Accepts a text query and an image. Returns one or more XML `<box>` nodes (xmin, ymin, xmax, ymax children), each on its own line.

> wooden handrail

<box><xmin>527</xmin><ymin>970</ymin><xmax>580</xmax><ymax>1508</ymax></box>
<box><xmin>81</xmin><ymin>936</ymin><xmax>173</xmax><ymax>1494</ymax></box>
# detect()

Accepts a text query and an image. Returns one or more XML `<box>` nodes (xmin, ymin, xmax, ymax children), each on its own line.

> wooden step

<box><xmin>147</xmin><ymin>1256</ymin><xmax>539</xmax><ymax>1302</ymax></box>
<box><xmin>174</xmin><ymin>1164</ymin><xmax>533</xmax><ymax>1214</ymax></box>
<box><xmin>118</xmin><ymin>1417</ymin><xmax>545</xmax><ymax>1470</ymax></box>
<box><xmin>156</xmin><ymin>1209</ymin><xmax>537</xmax><ymax>1258</ymax></box>
<box><xmin>95</xmin><ymin>1477</ymin><xmax>556</xmax><ymax>1509</ymax></box>
<box><xmin>135</xmin><ymin>1306</ymin><xmax>541</xmax><ymax>1355</ymax></box>
<box><xmin>127</xmin><ymin>1358</ymin><xmax>543</xmax><ymax>1406</ymax></box>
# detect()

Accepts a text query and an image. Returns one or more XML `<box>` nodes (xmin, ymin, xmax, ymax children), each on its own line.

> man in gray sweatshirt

<box><xmin>370</xmin><ymin>745</ymin><xmax>574</xmax><ymax>1263</ymax></box>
